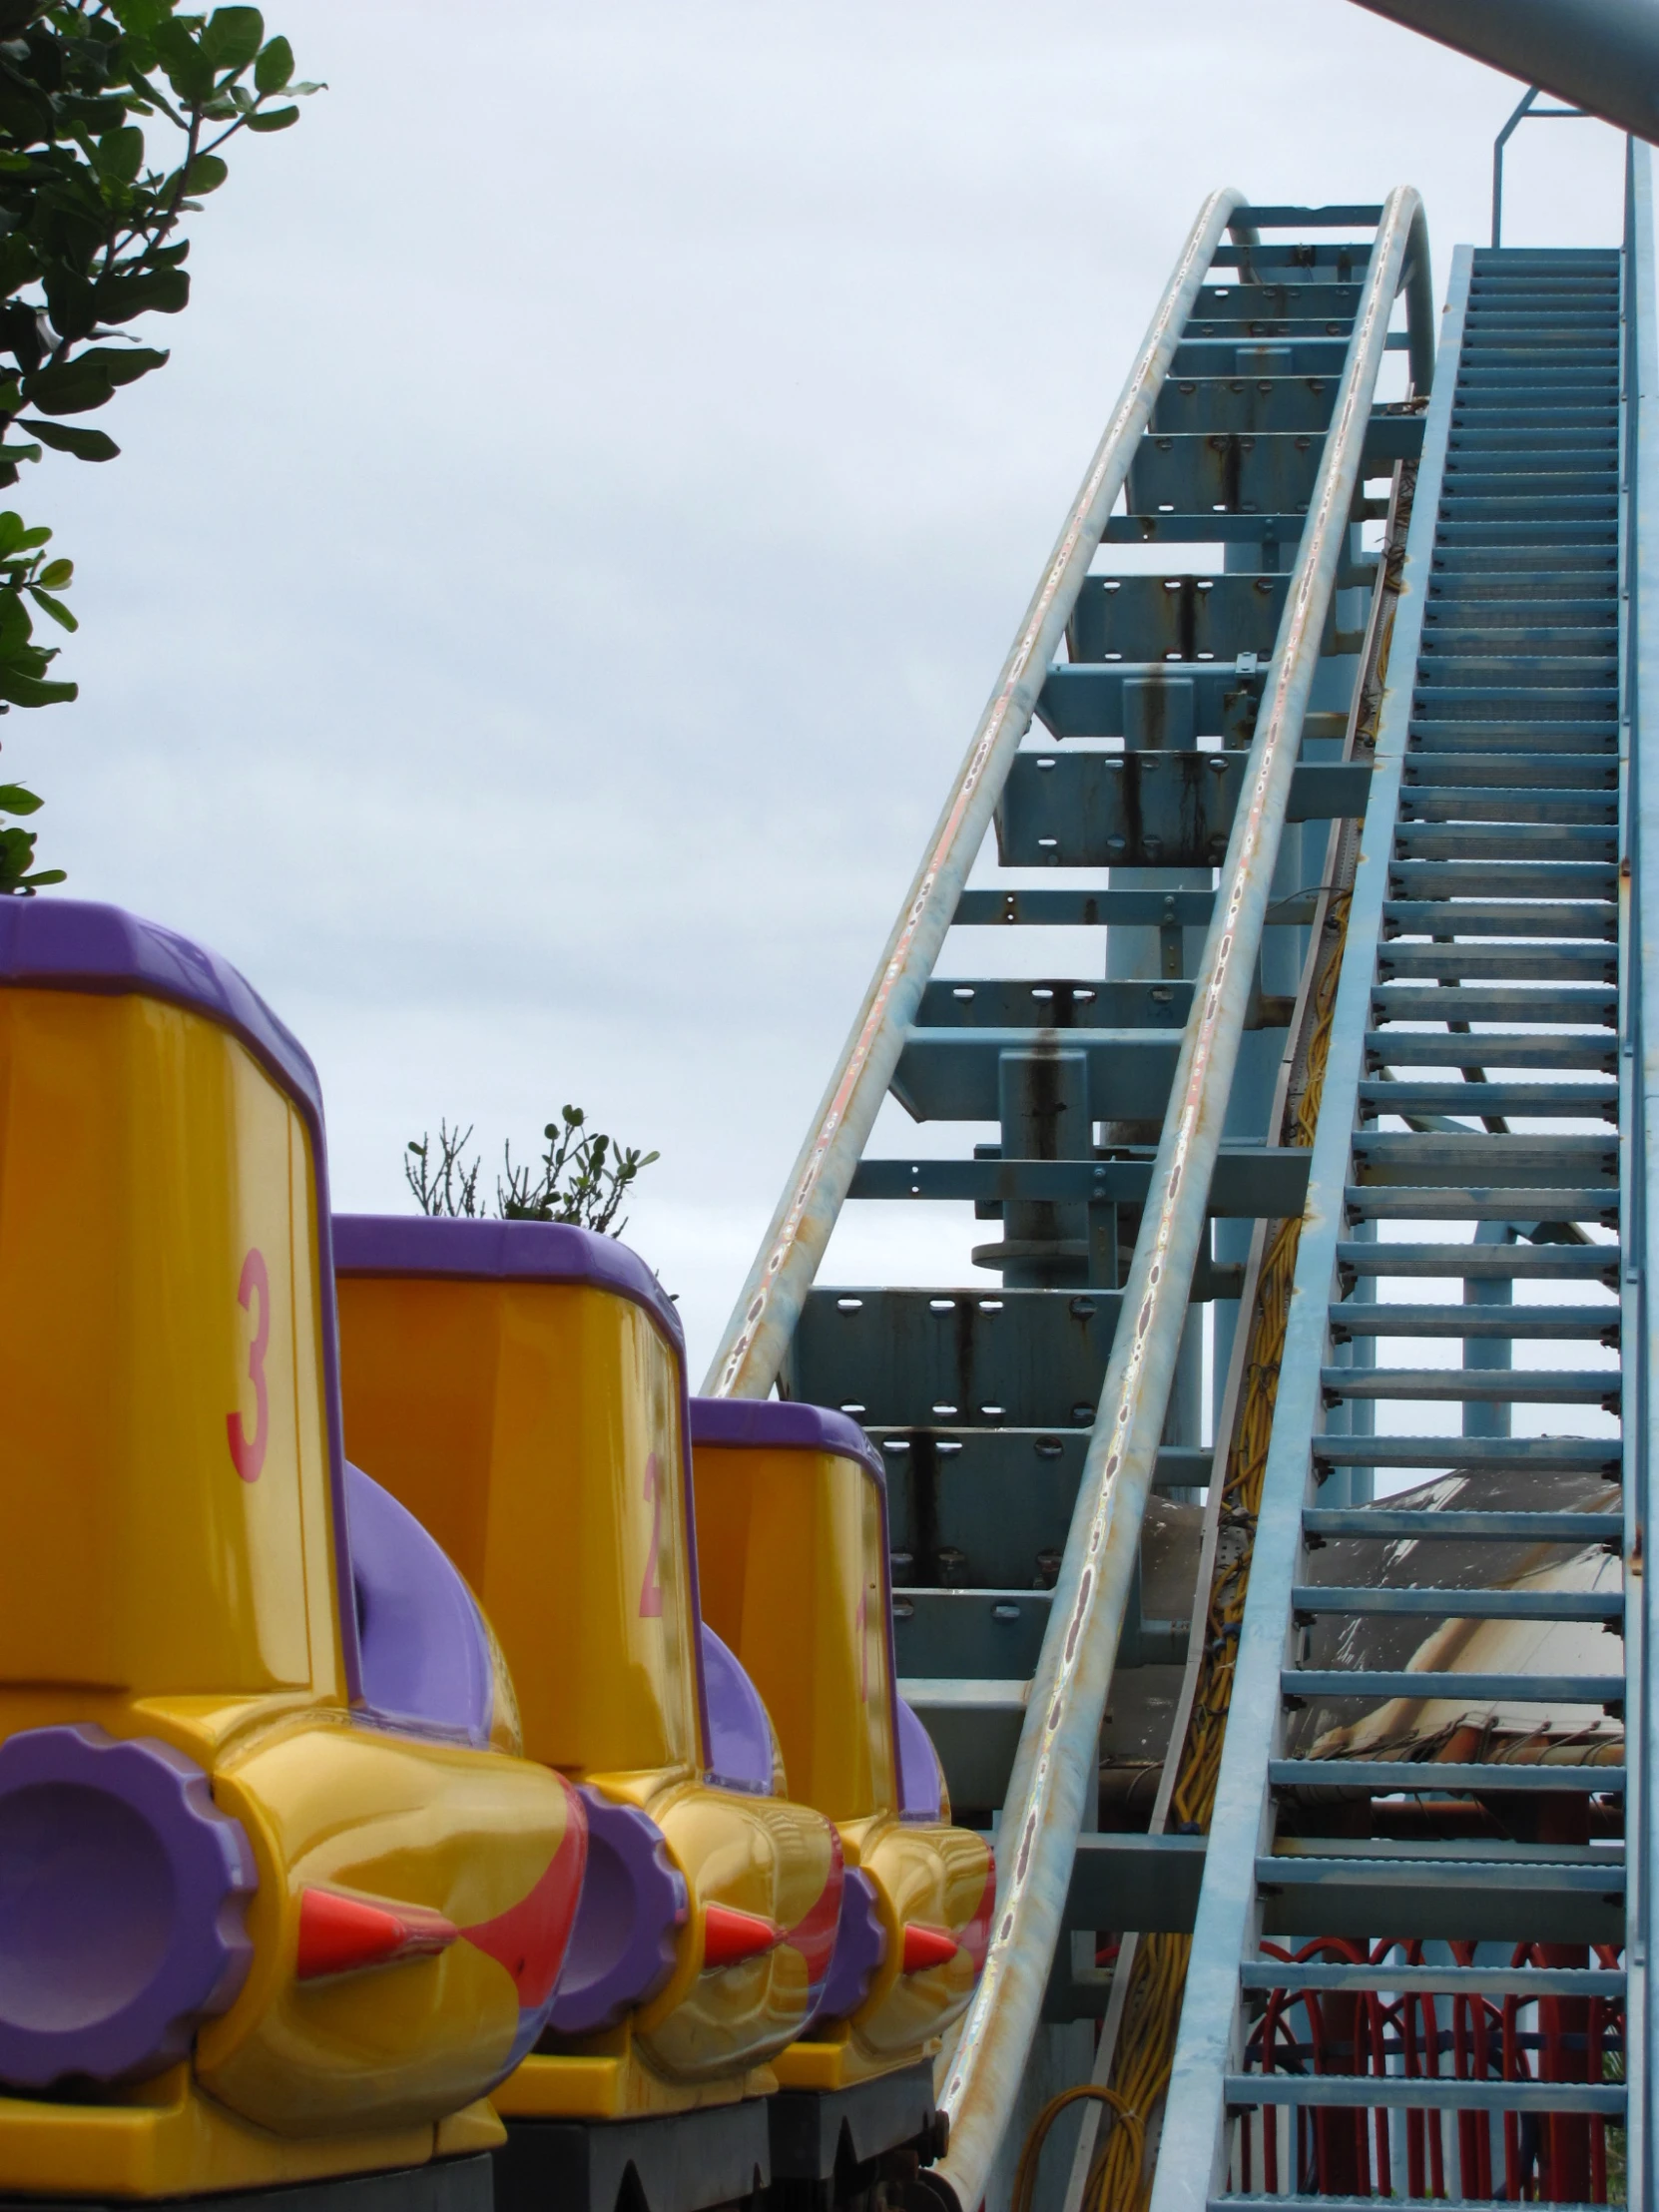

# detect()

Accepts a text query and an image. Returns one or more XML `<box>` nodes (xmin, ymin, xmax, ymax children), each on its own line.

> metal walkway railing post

<box><xmin>931</xmin><ymin>185</ymin><xmax>1430</xmax><ymax>2212</ymax></box>
<box><xmin>702</xmin><ymin>187</ymin><xmax>1255</xmax><ymax>1401</ymax></box>
<box><xmin>1627</xmin><ymin>127</ymin><xmax>1657</xmax><ymax>2212</ymax></box>
<box><xmin>1491</xmin><ymin>84</ymin><xmax>1590</xmax><ymax>249</ymax></box>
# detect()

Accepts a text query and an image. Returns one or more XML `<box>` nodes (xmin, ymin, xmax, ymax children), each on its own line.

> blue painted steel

<box><xmin>708</xmin><ymin>191</ymin><xmax>1441</xmax><ymax>2194</ymax></box>
<box><xmin>1286</xmin><ymin>1669</ymin><xmax>1626</xmax><ymax>1702</ymax></box>
<box><xmin>1624</xmin><ymin>130</ymin><xmax>1657</xmax><ymax>2212</ymax></box>
<box><xmin>1153</xmin><ymin>207</ymin><xmax>1642</xmax><ymax>2208</ymax></box>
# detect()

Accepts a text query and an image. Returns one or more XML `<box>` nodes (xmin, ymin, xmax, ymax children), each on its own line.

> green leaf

<box><xmin>95</xmin><ymin>267</ymin><xmax>190</xmax><ymax>320</ymax></box>
<box><xmin>19</xmin><ymin>867</ymin><xmax>66</xmax><ymax>886</ymax></box>
<box><xmin>23</xmin><ymin>345</ymin><xmax>168</xmax><ymax>415</ymax></box>
<box><xmin>0</xmin><ymin>231</ymin><xmax>38</xmax><ymax>299</ymax></box>
<box><xmin>116</xmin><ymin>0</ymin><xmax>170</xmax><ymax>33</ymax></box>
<box><xmin>203</xmin><ymin>7</ymin><xmax>265</xmax><ymax>71</ymax></box>
<box><xmin>43</xmin><ymin>274</ymin><xmax>98</xmax><ymax>344</ymax></box>
<box><xmin>0</xmin><ymin>668</ymin><xmax>75</xmax><ymax>707</ymax></box>
<box><xmin>0</xmin><ymin>592</ymin><xmax>36</xmax><ymax>651</ymax></box>
<box><xmin>36</xmin><ymin>559</ymin><xmax>71</xmax><ymax>588</ymax></box>
<box><xmin>0</xmin><ymin>443</ymin><xmax>41</xmax><ymax>466</ymax></box>
<box><xmin>28</xmin><ymin>588</ymin><xmax>76</xmax><ymax>632</ymax></box>
<box><xmin>0</xmin><ymin>782</ymin><xmax>42</xmax><ymax>814</ymax></box>
<box><xmin>244</xmin><ymin>101</ymin><xmax>296</xmax><ymax>132</ymax></box>
<box><xmin>253</xmin><ymin>33</ymin><xmax>290</xmax><ymax>92</ymax></box>
<box><xmin>22</xmin><ymin>418</ymin><xmax>118</xmax><ymax>461</ymax></box>
<box><xmin>151</xmin><ymin>20</ymin><xmax>216</xmax><ymax>104</ymax></box>
<box><xmin>96</xmin><ymin>125</ymin><xmax>145</xmax><ymax>182</ymax></box>
<box><xmin>184</xmin><ymin>152</ymin><xmax>228</xmax><ymax>194</ymax></box>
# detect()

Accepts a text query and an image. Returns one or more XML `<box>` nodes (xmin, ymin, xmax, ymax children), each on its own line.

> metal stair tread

<box><xmin>1269</xmin><ymin>1758</ymin><xmax>1625</xmax><ymax>1792</ymax></box>
<box><xmin>1284</xmin><ymin>1668</ymin><xmax>1624</xmax><ymax>1701</ymax></box>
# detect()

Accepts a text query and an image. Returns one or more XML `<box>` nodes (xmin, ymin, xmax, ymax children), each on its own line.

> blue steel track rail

<box><xmin>709</xmin><ymin>195</ymin><xmax>1435</xmax><ymax>2207</ymax></box>
<box><xmin>1153</xmin><ymin>169</ymin><xmax>1649</xmax><ymax>2212</ymax></box>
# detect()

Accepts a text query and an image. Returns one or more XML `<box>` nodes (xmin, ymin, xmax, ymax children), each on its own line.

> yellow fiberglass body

<box><xmin>688</xmin><ymin>1399</ymin><xmax>994</xmax><ymax>2091</ymax></box>
<box><xmin>332</xmin><ymin>1220</ymin><xmax>843</xmax><ymax>2121</ymax></box>
<box><xmin>0</xmin><ymin>900</ymin><xmax>585</xmax><ymax>2198</ymax></box>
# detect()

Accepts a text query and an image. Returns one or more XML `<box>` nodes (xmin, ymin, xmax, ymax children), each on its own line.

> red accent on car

<box><xmin>702</xmin><ymin>1903</ymin><xmax>783</xmax><ymax>1968</ymax></box>
<box><xmin>783</xmin><ymin>1824</ymin><xmax>845</xmax><ymax>1984</ymax></box>
<box><xmin>961</xmin><ymin>1845</ymin><xmax>996</xmax><ymax>1976</ymax></box>
<box><xmin>901</xmin><ymin>1922</ymin><xmax>960</xmax><ymax>1975</ymax></box>
<box><xmin>462</xmin><ymin>1789</ymin><xmax>590</xmax><ymax>2007</ymax></box>
<box><xmin>295</xmin><ymin>1888</ymin><xmax>457</xmax><ymax>1981</ymax></box>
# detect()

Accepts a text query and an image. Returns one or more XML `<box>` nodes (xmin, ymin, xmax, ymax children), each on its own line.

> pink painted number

<box><xmin>227</xmin><ymin>1246</ymin><xmax>271</xmax><ymax>1483</ymax></box>
<box><xmin>640</xmin><ymin>1451</ymin><xmax>664</xmax><ymax>1618</ymax></box>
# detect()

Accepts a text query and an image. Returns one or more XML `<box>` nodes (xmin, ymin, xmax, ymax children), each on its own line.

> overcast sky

<box><xmin>26</xmin><ymin>2</ymin><xmax>1630</xmax><ymax>1377</ymax></box>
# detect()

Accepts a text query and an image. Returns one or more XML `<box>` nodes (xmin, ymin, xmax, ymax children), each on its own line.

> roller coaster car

<box><xmin>0</xmin><ymin>900</ymin><xmax>586</xmax><ymax>2204</ymax></box>
<box><xmin>689</xmin><ymin>1398</ymin><xmax>993</xmax><ymax>2103</ymax></box>
<box><xmin>330</xmin><ymin>1217</ymin><xmax>845</xmax><ymax>2167</ymax></box>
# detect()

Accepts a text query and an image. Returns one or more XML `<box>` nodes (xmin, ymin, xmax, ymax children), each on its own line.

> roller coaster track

<box><xmin>710</xmin><ymin>142</ymin><xmax>1659</xmax><ymax>2209</ymax></box>
<box><xmin>708</xmin><ymin>192</ymin><xmax>1437</xmax><ymax>2203</ymax></box>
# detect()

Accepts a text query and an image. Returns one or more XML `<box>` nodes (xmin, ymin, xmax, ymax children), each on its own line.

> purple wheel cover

<box><xmin>895</xmin><ymin>1698</ymin><xmax>944</xmax><ymax>1822</ymax></box>
<box><xmin>701</xmin><ymin>1626</ymin><xmax>775</xmax><ymax>1795</ymax></box>
<box><xmin>546</xmin><ymin>1790</ymin><xmax>686</xmax><ymax>2038</ymax></box>
<box><xmin>0</xmin><ymin>1725</ymin><xmax>256</xmax><ymax>2087</ymax></box>
<box><xmin>806</xmin><ymin>1866</ymin><xmax>885</xmax><ymax>2029</ymax></box>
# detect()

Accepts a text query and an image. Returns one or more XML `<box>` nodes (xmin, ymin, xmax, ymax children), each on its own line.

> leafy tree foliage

<box><xmin>0</xmin><ymin>1</ymin><xmax>317</xmax><ymax>889</ymax></box>
<box><xmin>407</xmin><ymin>1110</ymin><xmax>662</xmax><ymax>1240</ymax></box>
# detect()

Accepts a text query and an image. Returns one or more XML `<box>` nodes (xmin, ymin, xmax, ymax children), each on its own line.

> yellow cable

<box><xmin>1012</xmin><ymin>2085</ymin><xmax>1147</xmax><ymax>2212</ymax></box>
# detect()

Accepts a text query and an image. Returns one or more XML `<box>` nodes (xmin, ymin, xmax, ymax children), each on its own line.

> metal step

<box><xmin>1222</xmin><ymin>2075</ymin><xmax>1623</xmax><ymax>2116</ymax></box>
<box><xmin>1401</xmin><ymin>753</ymin><xmax>1619</xmax><ymax>792</ymax></box>
<box><xmin>1397</xmin><ymin>787</ymin><xmax>1617</xmax><ymax>825</ymax></box>
<box><xmin>1270</xmin><ymin>1757</ymin><xmax>1625</xmax><ymax>1792</ymax></box>
<box><xmin>1363</xmin><ymin>1030</ymin><xmax>1618</xmax><ymax>1070</ymax></box>
<box><xmin>1380</xmin><ymin>897</ymin><xmax>1627</xmax><ymax>933</ymax></box>
<box><xmin>1350</xmin><ymin>1132</ymin><xmax>1617</xmax><ymax>1181</ymax></box>
<box><xmin>1238</xmin><ymin>1959</ymin><xmax>1624</xmax><ymax>1997</ymax></box>
<box><xmin>1358</xmin><ymin>1075</ymin><xmax>1618</xmax><ymax>1115</ymax></box>
<box><xmin>1302</xmin><ymin>1506</ymin><xmax>1621</xmax><ymax>1539</ymax></box>
<box><xmin>1390</xmin><ymin>822</ymin><xmax>1618</xmax><ymax>860</ymax></box>
<box><xmin>1334</xmin><ymin>1240</ymin><xmax>1619</xmax><ymax>1280</ymax></box>
<box><xmin>1289</xmin><ymin>1584</ymin><xmax>1623</xmax><ymax>1622</ymax></box>
<box><xmin>1385</xmin><ymin>858</ymin><xmax>1615</xmax><ymax>897</ymax></box>
<box><xmin>1376</xmin><ymin>942</ymin><xmax>1616</xmax><ymax>980</ymax></box>
<box><xmin>1285</xmin><ymin>1668</ymin><xmax>1624</xmax><ymax>1702</ymax></box>
<box><xmin>1319</xmin><ymin>1366</ymin><xmax>1618</xmax><ymax>1404</ymax></box>
<box><xmin>1369</xmin><ymin>980</ymin><xmax>1618</xmax><ymax>1021</ymax></box>
<box><xmin>1315</xmin><ymin>1435</ymin><xmax>1620</xmax><ymax>1473</ymax></box>
<box><xmin>1342</xmin><ymin>1185</ymin><xmax>1618</xmax><ymax>1223</ymax></box>
<box><xmin>1325</xmin><ymin>1306</ymin><xmax>1618</xmax><ymax>1343</ymax></box>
